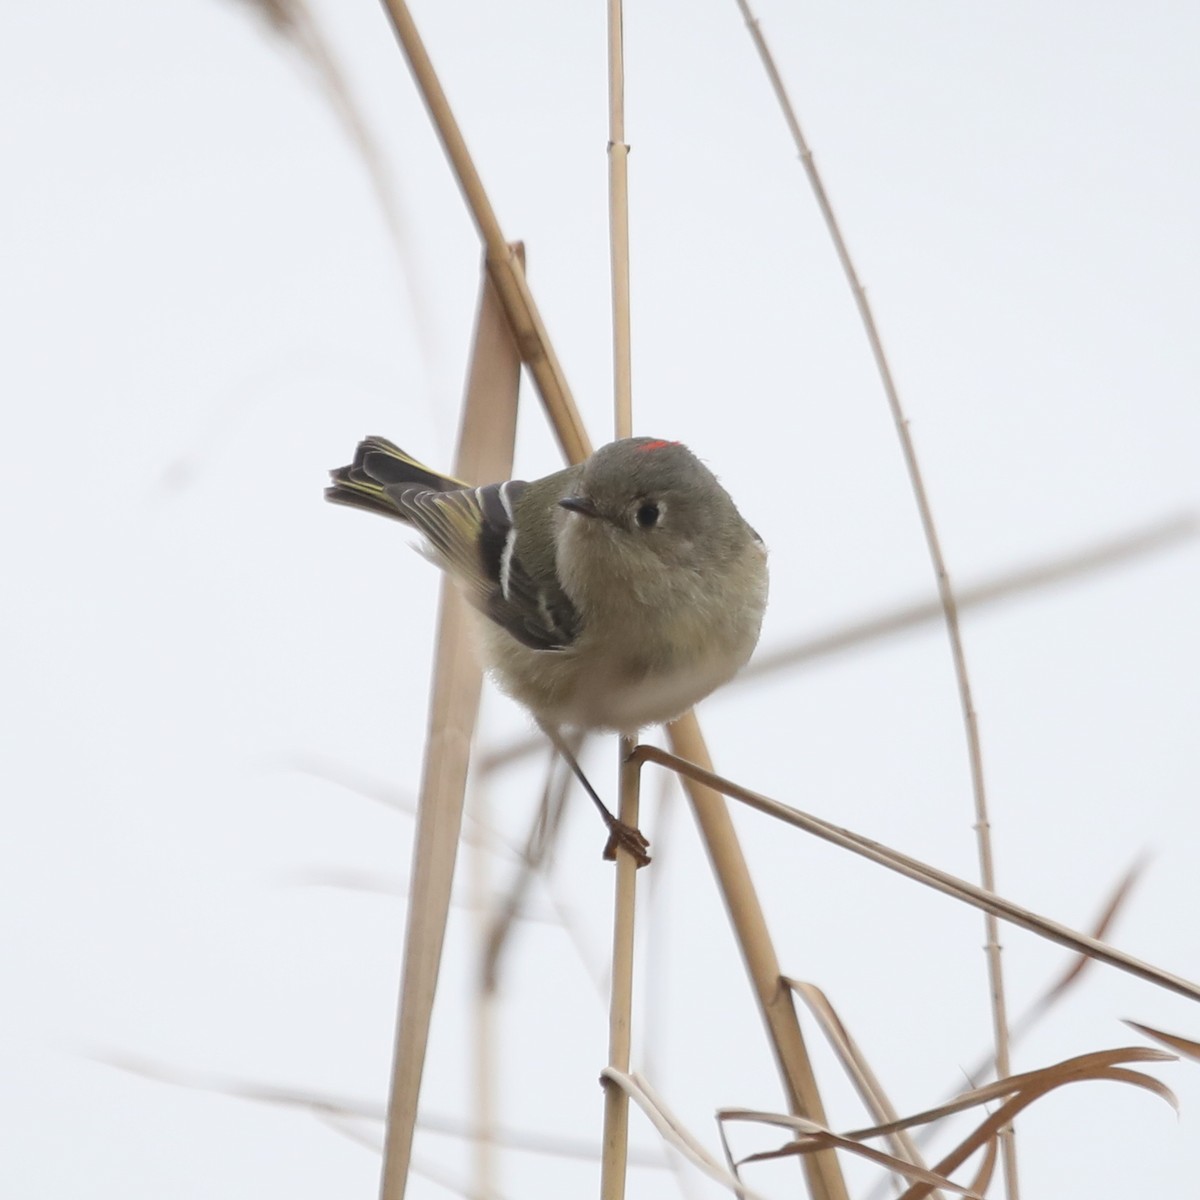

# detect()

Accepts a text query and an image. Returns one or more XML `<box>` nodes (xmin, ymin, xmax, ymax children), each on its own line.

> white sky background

<box><xmin>2</xmin><ymin>2</ymin><xmax>1199</xmax><ymax>1197</ymax></box>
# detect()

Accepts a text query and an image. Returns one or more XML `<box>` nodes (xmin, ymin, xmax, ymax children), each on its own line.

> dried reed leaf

<box><xmin>962</xmin><ymin>1135</ymin><xmax>999</xmax><ymax>1200</ymax></box>
<box><xmin>1124</xmin><ymin>1020</ymin><xmax>1200</xmax><ymax>1062</ymax></box>
<box><xmin>1027</xmin><ymin>855</ymin><xmax>1148</xmax><ymax>1013</ymax></box>
<box><xmin>379</xmin><ymin>265</ymin><xmax>520</xmax><ymax>1200</ymax></box>
<box><xmin>785</xmin><ymin>980</ymin><xmax>934</xmax><ymax>1180</ymax></box>
<box><xmin>631</xmin><ymin>746</ymin><xmax>1200</xmax><ymax>1005</ymax></box>
<box><xmin>718</xmin><ymin>1108</ymin><xmax>978</xmax><ymax>1197</ymax></box>
<box><xmin>835</xmin><ymin>1048</ymin><xmax>1177</xmax><ymax>1143</ymax></box>
<box><xmin>720</xmin><ymin>1047</ymin><xmax>1175</xmax><ymax>1200</ymax></box>
<box><xmin>896</xmin><ymin>1057</ymin><xmax>1177</xmax><ymax>1200</ymax></box>
<box><xmin>601</xmin><ymin>1069</ymin><xmax>769</xmax><ymax>1199</ymax></box>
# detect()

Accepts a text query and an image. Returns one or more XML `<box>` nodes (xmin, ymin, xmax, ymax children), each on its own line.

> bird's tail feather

<box><xmin>325</xmin><ymin>436</ymin><xmax>467</xmax><ymax>522</ymax></box>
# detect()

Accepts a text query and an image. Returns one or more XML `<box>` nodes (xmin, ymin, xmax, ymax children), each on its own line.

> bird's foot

<box><xmin>602</xmin><ymin>818</ymin><xmax>652</xmax><ymax>868</ymax></box>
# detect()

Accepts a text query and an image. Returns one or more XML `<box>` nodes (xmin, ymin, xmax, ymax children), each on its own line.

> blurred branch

<box><xmin>93</xmin><ymin>1052</ymin><xmax>671</xmax><ymax>1167</ymax></box>
<box><xmin>747</xmin><ymin>514</ymin><xmax>1197</xmax><ymax>681</ymax></box>
<box><xmin>476</xmin><ymin>513</ymin><xmax>1197</xmax><ymax>772</ymax></box>
<box><xmin>227</xmin><ymin>0</ymin><xmax>440</xmax><ymax>357</ymax></box>
<box><xmin>288</xmin><ymin>753</ymin><xmax>518</xmax><ymax>856</ymax></box>
<box><xmin>481</xmin><ymin>749</ymin><xmax>573</xmax><ymax>990</ymax></box>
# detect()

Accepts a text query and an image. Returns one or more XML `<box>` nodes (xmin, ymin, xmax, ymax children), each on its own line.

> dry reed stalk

<box><xmin>731</xmin><ymin>4</ymin><xmax>1017</xmax><ymax>1193</ymax></box>
<box><xmin>631</xmin><ymin>744</ymin><xmax>1200</xmax><ymax>1003</ymax></box>
<box><xmin>607</xmin><ymin>0</ymin><xmax>633</xmax><ymax>441</ymax></box>
<box><xmin>601</xmin><ymin>738</ymin><xmax>642</xmax><ymax>1200</ymax></box>
<box><xmin>377</xmin><ymin>0</ymin><xmax>593</xmax><ymax>464</ymax></box>
<box><xmin>467</xmin><ymin>780</ymin><xmax>498</xmax><ymax>1199</ymax></box>
<box><xmin>785</xmin><ymin>981</ymin><xmax>935</xmax><ymax>1186</ymax></box>
<box><xmin>378</xmin><ymin>266</ymin><xmax>521</xmax><ymax>1200</ymax></box>
<box><xmin>600</xmin><ymin>4</ymin><xmax>639</xmax><ymax>1197</ymax></box>
<box><xmin>668</xmin><ymin>713</ymin><xmax>850</xmax><ymax>1200</ymax></box>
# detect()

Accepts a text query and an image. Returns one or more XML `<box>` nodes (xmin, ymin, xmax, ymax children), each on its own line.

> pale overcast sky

<box><xmin>2</xmin><ymin>3</ymin><xmax>1198</xmax><ymax>1197</ymax></box>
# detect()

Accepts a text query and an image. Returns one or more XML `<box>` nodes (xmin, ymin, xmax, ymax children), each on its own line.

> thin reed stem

<box><xmin>601</xmin><ymin>738</ymin><xmax>642</xmax><ymax>1200</ymax></box>
<box><xmin>468</xmin><ymin>784</ymin><xmax>499</xmax><ymax>1200</ymax></box>
<box><xmin>602</xmin><ymin>8</ymin><xmax>637</xmax><ymax>1195</ymax></box>
<box><xmin>732</xmin><ymin>5</ymin><xmax>1018</xmax><ymax>1193</ymax></box>
<box><xmin>608</xmin><ymin>0</ymin><xmax>633</xmax><ymax>439</ymax></box>
<box><xmin>376</xmin><ymin>261</ymin><xmax>520</xmax><ymax>1200</ymax></box>
<box><xmin>630</xmin><ymin>745</ymin><xmax>1200</xmax><ymax>1005</ymax></box>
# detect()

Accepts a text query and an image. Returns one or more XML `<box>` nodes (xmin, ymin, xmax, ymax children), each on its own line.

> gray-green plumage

<box><xmin>326</xmin><ymin>436</ymin><xmax>768</xmax><ymax>734</ymax></box>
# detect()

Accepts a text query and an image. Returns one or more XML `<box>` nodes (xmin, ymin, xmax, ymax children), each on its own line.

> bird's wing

<box><xmin>389</xmin><ymin>480</ymin><xmax>580</xmax><ymax>652</ymax></box>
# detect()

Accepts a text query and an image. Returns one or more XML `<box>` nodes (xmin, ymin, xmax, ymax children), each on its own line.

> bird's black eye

<box><xmin>635</xmin><ymin>502</ymin><xmax>660</xmax><ymax>529</ymax></box>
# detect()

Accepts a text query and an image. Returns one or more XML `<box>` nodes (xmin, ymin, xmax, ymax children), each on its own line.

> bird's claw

<box><xmin>603</xmin><ymin>819</ymin><xmax>652</xmax><ymax>868</ymax></box>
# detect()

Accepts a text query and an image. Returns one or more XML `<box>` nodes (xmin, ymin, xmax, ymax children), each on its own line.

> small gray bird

<box><xmin>326</xmin><ymin>435</ymin><xmax>768</xmax><ymax>864</ymax></box>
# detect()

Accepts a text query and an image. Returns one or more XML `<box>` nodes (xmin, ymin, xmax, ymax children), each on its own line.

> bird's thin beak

<box><xmin>559</xmin><ymin>496</ymin><xmax>601</xmax><ymax>519</ymax></box>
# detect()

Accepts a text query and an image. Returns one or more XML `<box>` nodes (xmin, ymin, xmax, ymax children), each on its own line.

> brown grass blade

<box><xmin>720</xmin><ymin>1109</ymin><xmax>978</xmax><ymax>1197</ymax></box>
<box><xmin>962</xmin><ymin>1135</ymin><xmax>999</xmax><ymax>1200</ymax></box>
<box><xmin>840</xmin><ymin>1048</ymin><xmax>1176</xmax><ymax>1143</ymax></box>
<box><xmin>1124</xmin><ymin>1020</ymin><xmax>1200</xmax><ymax>1062</ymax></box>
<box><xmin>1016</xmin><ymin>856</ymin><xmax>1147</xmax><ymax>1024</ymax></box>
<box><xmin>785</xmin><ymin>980</ymin><xmax>937</xmax><ymax>1186</ymax></box>
<box><xmin>719</xmin><ymin>1047</ymin><xmax>1175</xmax><ymax>1200</ymax></box>
<box><xmin>896</xmin><ymin>1055</ymin><xmax>1177</xmax><ymax>1200</ymax></box>
<box><xmin>378</xmin><ymin>263</ymin><xmax>521</xmax><ymax>1200</ymax></box>
<box><xmin>632</xmin><ymin>745</ymin><xmax>1200</xmax><ymax>1006</ymax></box>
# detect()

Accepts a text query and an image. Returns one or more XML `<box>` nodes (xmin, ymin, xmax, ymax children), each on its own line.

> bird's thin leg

<box><xmin>539</xmin><ymin>724</ymin><xmax>651</xmax><ymax>867</ymax></box>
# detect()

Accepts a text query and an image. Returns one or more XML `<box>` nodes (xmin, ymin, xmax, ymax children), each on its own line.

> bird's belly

<box><xmin>525</xmin><ymin>640</ymin><xmax>751</xmax><ymax>734</ymax></box>
<box><xmin>593</xmin><ymin>652</ymin><xmax>746</xmax><ymax>731</ymax></box>
<box><xmin>478</xmin><ymin>589</ymin><xmax>762</xmax><ymax>733</ymax></box>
